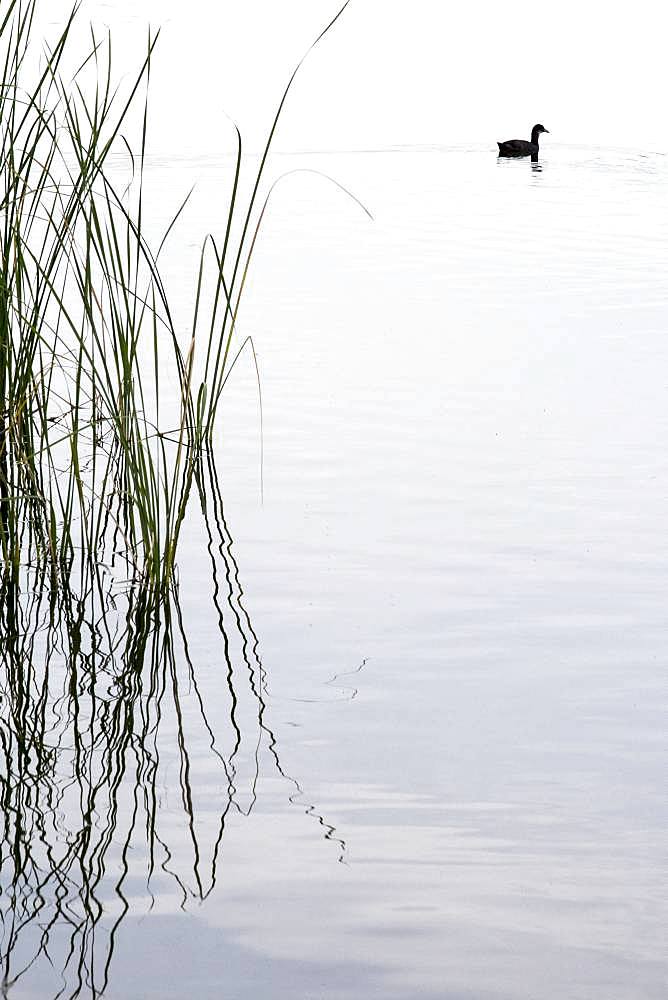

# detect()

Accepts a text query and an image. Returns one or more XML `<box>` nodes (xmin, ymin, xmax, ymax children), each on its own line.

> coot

<box><xmin>497</xmin><ymin>124</ymin><xmax>549</xmax><ymax>158</ymax></box>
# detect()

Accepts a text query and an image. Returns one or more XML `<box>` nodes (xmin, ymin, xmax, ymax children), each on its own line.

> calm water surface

<box><xmin>4</xmin><ymin>146</ymin><xmax>668</xmax><ymax>998</ymax></box>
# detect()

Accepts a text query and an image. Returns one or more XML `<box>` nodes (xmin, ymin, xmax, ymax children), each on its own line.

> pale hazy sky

<box><xmin>47</xmin><ymin>0</ymin><xmax>668</xmax><ymax>155</ymax></box>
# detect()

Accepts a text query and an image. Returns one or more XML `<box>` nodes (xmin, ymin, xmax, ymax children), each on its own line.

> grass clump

<box><xmin>0</xmin><ymin>0</ymin><xmax>352</xmax><ymax>595</ymax></box>
<box><xmin>0</xmin><ymin>6</ymin><xmax>357</xmax><ymax>990</ymax></box>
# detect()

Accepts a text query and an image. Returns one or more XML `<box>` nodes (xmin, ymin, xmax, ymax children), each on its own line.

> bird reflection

<box><xmin>0</xmin><ymin>459</ymin><xmax>343</xmax><ymax>998</ymax></box>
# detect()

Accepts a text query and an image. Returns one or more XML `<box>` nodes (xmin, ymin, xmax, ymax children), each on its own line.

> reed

<box><xmin>0</xmin><ymin>7</ymin><xmax>358</xmax><ymax>989</ymax></box>
<box><xmin>0</xmin><ymin>0</ymin><xmax>352</xmax><ymax>594</ymax></box>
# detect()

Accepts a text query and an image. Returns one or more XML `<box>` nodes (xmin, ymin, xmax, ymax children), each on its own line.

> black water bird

<box><xmin>497</xmin><ymin>124</ymin><xmax>549</xmax><ymax>158</ymax></box>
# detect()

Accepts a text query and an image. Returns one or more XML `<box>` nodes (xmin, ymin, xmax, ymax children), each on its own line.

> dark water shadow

<box><xmin>0</xmin><ymin>458</ymin><xmax>343</xmax><ymax>998</ymax></box>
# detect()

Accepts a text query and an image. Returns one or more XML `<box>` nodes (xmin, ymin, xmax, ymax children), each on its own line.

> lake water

<box><xmin>3</xmin><ymin>144</ymin><xmax>667</xmax><ymax>998</ymax></box>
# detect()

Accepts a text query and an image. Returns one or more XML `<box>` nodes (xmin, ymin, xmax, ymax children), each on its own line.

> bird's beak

<box><xmin>544</xmin><ymin>129</ymin><xmax>550</xmax><ymax>134</ymax></box>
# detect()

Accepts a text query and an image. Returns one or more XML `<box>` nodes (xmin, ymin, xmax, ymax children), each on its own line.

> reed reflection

<box><xmin>0</xmin><ymin>460</ymin><xmax>333</xmax><ymax>999</ymax></box>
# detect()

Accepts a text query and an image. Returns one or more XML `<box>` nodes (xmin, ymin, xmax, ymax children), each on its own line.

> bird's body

<box><xmin>497</xmin><ymin>138</ymin><xmax>539</xmax><ymax>157</ymax></box>
<box><xmin>497</xmin><ymin>124</ymin><xmax>549</xmax><ymax>158</ymax></box>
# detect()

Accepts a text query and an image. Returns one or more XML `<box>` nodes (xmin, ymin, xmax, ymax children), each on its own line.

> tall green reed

<box><xmin>0</xmin><ymin>0</ymin><xmax>352</xmax><ymax>594</ymax></box>
<box><xmin>0</xmin><ymin>6</ymin><xmax>358</xmax><ymax>989</ymax></box>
